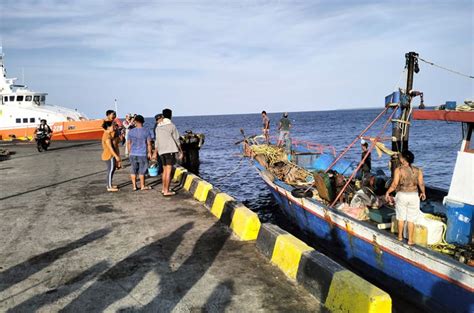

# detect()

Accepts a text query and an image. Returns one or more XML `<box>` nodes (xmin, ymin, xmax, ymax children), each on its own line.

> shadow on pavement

<box><xmin>0</xmin><ymin>228</ymin><xmax>111</xmax><ymax>293</ymax></box>
<box><xmin>6</xmin><ymin>261</ymin><xmax>110</xmax><ymax>313</ymax></box>
<box><xmin>201</xmin><ymin>279</ymin><xmax>235</xmax><ymax>313</ymax></box>
<box><xmin>59</xmin><ymin>222</ymin><xmax>194</xmax><ymax>313</ymax></box>
<box><xmin>135</xmin><ymin>221</ymin><xmax>231</xmax><ymax>313</ymax></box>
<box><xmin>0</xmin><ymin>170</ymin><xmax>106</xmax><ymax>202</ymax></box>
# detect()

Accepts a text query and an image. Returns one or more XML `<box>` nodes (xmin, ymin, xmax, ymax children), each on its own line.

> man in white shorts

<box><xmin>385</xmin><ymin>150</ymin><xmax>426</xmax><ymax>245</ymax></box>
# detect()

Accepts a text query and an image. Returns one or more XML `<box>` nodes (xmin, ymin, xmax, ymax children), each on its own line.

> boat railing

<box><xmin>248</xmin><ymin>134</ymin><xmax>337</xmax><ymax>156</ymax></box>
<box><xmin>291</xmin><ymin>139</ymin><xmax>337</xmax><ymax>156</ymax></box>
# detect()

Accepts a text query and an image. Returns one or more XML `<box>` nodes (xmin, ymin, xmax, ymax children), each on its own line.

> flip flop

<box><xmin>107</xmin><ymin>187</ymin><xmax>119</xmax><ymax>192</ymax></box>
<box><xmin>141</xmin><ymin>186</ymin><xmax>152</xmax><ymax>191</ymax></box>
<box><xmin>163</xmin><ymin>191</ymin><xmax>176</xmax><ymax>196</ymax></box>
<box><xmin>132</xmin><ymin>187</ymin><xmax>137</xmax><ymax>191</ymax></box>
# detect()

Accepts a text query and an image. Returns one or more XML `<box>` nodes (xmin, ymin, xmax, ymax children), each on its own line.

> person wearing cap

<box><xmin>277</xmin><ymin>112</ymin><xmax>291</xmax><ymax>147</ymax></box>
<box><xmin>360</xmin><ymin>139</ymin><xmax>372</xmax><ymax>177</ymax></box>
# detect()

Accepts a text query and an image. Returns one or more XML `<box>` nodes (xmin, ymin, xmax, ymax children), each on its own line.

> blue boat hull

<box><xmin>261</xmin><ymin>171</ymin><xmax>474</xmax><ymax>313</ymax></box>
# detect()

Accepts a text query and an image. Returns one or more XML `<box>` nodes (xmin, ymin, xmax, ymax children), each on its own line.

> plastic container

<box><xmin>311</xmin><ymin>154</ymin><xmax>355</xmax><ymax>175</ymax></box>
<box><xmin>385</xmin><ymin>91</ymin><xmax>400</xmax><ymax>106</ymax></box>
<box><xmin>445</xmin><ymin>101</ymin><xmax>457</xmax><ymax>110</ymax></box>
<box><xmin>413</xmin><ymin>214</ymin><xmax>444</xmax><ymax>246</ymax></box>
<box><xmin>445</xmin><ymin>198</ymin><xmax>473</xmax><ymax>245</ymax></box>
<box><xmin>148</xmin><ymin>166</ymin><xmax>158</xmax><ymax>177</ymax></box>
<box><xmin>391</xmin><ymin>214</ymin><xmax>444</xmax><ymax>246</ymax></box>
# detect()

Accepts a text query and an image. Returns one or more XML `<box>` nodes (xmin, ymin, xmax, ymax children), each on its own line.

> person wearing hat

<box><xmin>277</xmin><ymin>112</ymin><xmax>291</xmax><ymax>147</ymax></box>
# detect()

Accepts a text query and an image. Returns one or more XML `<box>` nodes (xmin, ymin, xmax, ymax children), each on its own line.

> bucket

<box><xmin>148</xmin><ymin>165</ymin><xmax>159</xmax><ymax>177</ymax></box>
<box><xmin>445</xmin><ymin>198</ymin><xmax>473</xmax><ymax>245</ymax></box>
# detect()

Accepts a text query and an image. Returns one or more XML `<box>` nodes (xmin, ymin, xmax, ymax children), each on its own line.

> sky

<box><xmin>0</xmin><ymin>0</ymin><xmax>472</xmax><ymax>118</ymax></box>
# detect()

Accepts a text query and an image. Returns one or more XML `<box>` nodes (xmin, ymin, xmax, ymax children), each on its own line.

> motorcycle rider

<box><xmin>36</xmin><ymin>119</ymin><xmax>52</xmax><ymax>144</ymax></box>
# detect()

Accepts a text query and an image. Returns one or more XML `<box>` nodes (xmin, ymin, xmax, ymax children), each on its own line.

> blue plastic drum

<box><xmin>445</xmin><ymin>199</ymin><xmax>473</xmax><ymax>245</ymax></box>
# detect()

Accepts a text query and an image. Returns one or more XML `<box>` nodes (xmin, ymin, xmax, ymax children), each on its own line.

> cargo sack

<box><xmin>313</xmin><ymin>172</ymin><xmax>335</xmax><ymax>202</ymax></box>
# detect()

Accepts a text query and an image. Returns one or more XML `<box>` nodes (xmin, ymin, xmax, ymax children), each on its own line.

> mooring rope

<box><xmin>211</xmin><ymin>156</ymin><xmax>247</xmax><ymax>184</ymax></box>
<box><xmin>417</xmin><ymin>56</ymin><xmax>474</xmax><ymax>79</ymax></box>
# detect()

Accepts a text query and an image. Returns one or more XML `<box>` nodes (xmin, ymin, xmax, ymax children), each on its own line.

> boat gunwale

<box><xmin>251</xmin><ymin>159</ymin><xmax>474</xmax><ymax>292</ymax></box>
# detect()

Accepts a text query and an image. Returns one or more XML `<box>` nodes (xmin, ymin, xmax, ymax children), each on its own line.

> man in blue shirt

<box><xmin>127</xmin><ymin>115</ymin><xmax>152</xmax><ymax>191</ymax></box>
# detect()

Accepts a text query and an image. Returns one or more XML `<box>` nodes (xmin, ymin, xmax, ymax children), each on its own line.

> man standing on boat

<box><xmin>385</xmin><ymin>150</ymin><xmax>426</xmax><ymax>245</ymax></box>
<box><xmin>127</xmin><ymin>115</ymin><xmax>153</xmax><ymax>191</ymax></box>
<box><xmin>277</xmin><ymin>112</ymin><xmax>291</xmax><ymax>147</ymax></box>
<box><xmin>154</xmin><ymin>108</ymin><xmax>182</xmax><ymax>196</ymax></box>
<box><xmin>261</xmin><ymin>111</ymin><xmax>270</xmax><ymax>143</ymax></box>
<box><xmin>360</xmin><ymin>139</ymin><xmax>372</xmax><ymax>178</ymax></box>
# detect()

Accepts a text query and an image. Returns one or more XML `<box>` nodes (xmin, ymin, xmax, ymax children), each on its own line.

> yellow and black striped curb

<box><xmin>256</xmin><ymin>223</ymin><xmax>392</xmax><ymax>312</ymax></box>
<box><xmin>173</xmin><ymin>166</ymin><xmax>260</xmax><ymax>241</ymax></box>
<box><xmin>173</xmin><ymin>166</ymin><xmax>391</xmax><ymax>312</ymax></box>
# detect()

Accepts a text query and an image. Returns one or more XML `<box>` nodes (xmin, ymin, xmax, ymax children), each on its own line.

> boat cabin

<box><xmin>1</xmin><ymin>93</ymin><xmax>47</xmax><ymax>106</ymax></box>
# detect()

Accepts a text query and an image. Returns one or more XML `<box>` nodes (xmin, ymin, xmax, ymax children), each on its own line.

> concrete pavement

<box><xmin>0</xmin><ymin>141</ymin><xmax>323</xmax><ymax>312</ymax></box>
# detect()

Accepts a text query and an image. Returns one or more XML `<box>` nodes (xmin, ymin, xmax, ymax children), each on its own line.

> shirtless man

<box><xmin>385</xmin><ymin>150</ymin><xmax>426</xmax><ymax>245</ymax></box>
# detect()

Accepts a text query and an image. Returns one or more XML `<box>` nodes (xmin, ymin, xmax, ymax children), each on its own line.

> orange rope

<box><xmin>325</xmin><ymin>106</ymin><xmax>390</xmax><ymax>173</ymax></box>
<box><xmin>330</xmin><ymin>107</ymin><xmax>399</xmax><ymax>207</ymax></box>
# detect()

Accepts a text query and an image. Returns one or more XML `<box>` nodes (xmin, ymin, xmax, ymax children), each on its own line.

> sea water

<box><xmin>145</xmin><ymin>108</ymin><xmax>460</xmax><ymax>221</ymax></box>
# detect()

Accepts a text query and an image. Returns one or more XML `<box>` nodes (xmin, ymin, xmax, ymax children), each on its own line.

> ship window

<box><xmin>17</xmin><ymin>96</ymin><xmax>24</xmax><ymax>101</ymax></box>
<box><xmin>41</xmin><ymin>95</ymin><xmax>45</xmax><ymax>101</ymax></box>
<box><xmin>34</xmin><ymin>95</ymin><xmax>40</xmax><ymax>102</ymax></box>
<box><xmin>30</xmin><ymin>118</ymin><xmax>35</xmax><ymax>123</ymax></box>
<box><xmin>25</xmin><ymin>95</ymin><xmax>32</xmax><ymax>101</ymax></box>
<box><xmin>3</xmin><ymin>96</ymin><xmax>8</xmax><ymax>102</ymax></box>
<box><xmin>9</xmin><ymin>96</ymin><xmax>14</xmax><ymax>101</ymax></box>
<box><xmin>16</xmin><ymin>118</ymin><xmax>21</xmax><ymax>123</ymax></box>
<box><xmin>22</xmin><ymin>118</ymin><xmax>28</xmax><ymax>123</ymax></box>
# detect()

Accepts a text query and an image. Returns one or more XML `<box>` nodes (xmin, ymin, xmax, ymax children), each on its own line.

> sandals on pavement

<box><xmin>141</xmin><ymin>186</ymin><xmax>152</xmax><ymax>191</ymax></box>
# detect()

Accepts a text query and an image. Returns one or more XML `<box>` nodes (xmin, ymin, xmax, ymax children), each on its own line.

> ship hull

<box><xmin>253</xmin><ymin>161</ymin><xmax>474</xmax><ymax>313</ymax></box>
<box><xmin>0</xmin><ymin>120</ymin><xmax>103</xmax><ymax>141</ymax></box>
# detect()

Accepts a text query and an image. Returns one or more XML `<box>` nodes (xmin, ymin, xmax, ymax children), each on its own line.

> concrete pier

<box><xmin>0</xmin><ymin>142</ymin><xmax>322</xmax><ymax>312</ymax></box>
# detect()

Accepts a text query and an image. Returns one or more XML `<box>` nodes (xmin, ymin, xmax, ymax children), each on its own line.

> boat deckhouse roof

<box><xmin>413</xmin><ymin>110</ymin><xmax>474</xmax><ymax>123</ymax></box>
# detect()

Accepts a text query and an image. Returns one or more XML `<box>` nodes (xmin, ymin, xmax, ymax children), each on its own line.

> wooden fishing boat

<box><xmin>243</xmin><ymin>52</ymin><xmax>474</xmax><ymax>312</ymax></box>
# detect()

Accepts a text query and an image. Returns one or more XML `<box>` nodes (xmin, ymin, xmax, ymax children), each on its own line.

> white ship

<box><xmin>0</xmin><ymin>47</ymin><xmax>103</xmax><ymax>141</ymax></box>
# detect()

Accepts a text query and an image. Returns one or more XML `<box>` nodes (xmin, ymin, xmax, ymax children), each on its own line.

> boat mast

<box><xmin>391</xmin><ymin>51</ymin><xmax>419</xmax><ymax>153</ymax></box>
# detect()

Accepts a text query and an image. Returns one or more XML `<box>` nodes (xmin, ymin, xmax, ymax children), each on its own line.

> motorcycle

<box><xmin>35</xmin><ymin>131</ymin><xmax>50</xmax><ymax>152</ymax></box>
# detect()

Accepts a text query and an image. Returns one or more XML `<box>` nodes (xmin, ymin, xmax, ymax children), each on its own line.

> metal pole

<box><xmin>391</xmin><ymin>52</ymin><xmax>418</xmax><ymax>153</ymax></box>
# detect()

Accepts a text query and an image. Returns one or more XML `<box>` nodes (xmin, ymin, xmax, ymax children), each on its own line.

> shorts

<box><xmin>160</xmin><ymin>153</ymin><xmax>176</xmax><ymax>166</ymax></box>
<box><xmin>278</xmin><ymin>130</ymin><xmax>290</xmax><ymax>142</ymax></box>
<box><xmin>129</xmin><ymin>155</ymin><xmax>149</xmax><ymax>175</ymax></box>
<box><xmin>395</xmin><ymin>192</ymin><xmax>420</xmax><ymax>222</ymax></box>
<box><xmin>263</xmin><ymin>129</ymin><xmax>269</xmax><ymax>135</ymax></box>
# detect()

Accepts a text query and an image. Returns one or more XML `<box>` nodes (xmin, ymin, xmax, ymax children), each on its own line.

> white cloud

<box><xmin>0</xmin><ymin>0</ymin><xmax>472</xmax><ymax>117</ymax></box>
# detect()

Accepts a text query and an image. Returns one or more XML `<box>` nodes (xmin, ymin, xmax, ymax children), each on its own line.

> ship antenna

<box><xmin>114</xmin><ymin>99</ymin><xmax>118</xmax><ymax>117</ymax></box>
